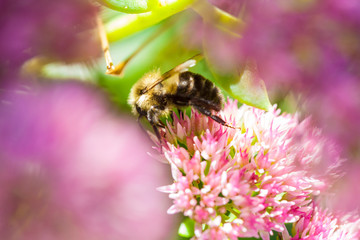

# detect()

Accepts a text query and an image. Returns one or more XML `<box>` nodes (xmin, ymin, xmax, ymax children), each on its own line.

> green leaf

<box><xmin>98</xmin><ymin>0</ymin><xmax>158</xmax><ymax>13</ymax></box>
<box><xmin>209</xmin><ymin>61</ymin><xmax>272</xmax><ymax>111</ymax></box>
<box><xmin>285</xmin><ymin>222</ymin><xmax>294</xmax><ymax>237</ymax></box>
<box><xmin>229</xmin><ymin>63</ymin><xmax>272</xmax><ymax>111</ymax></box>
<box><xmin>269</xmin><ymin>231</ymin><xmax>280</xmax><ymax>240</ymax></box>
<box><xmin>178</xmin><ymin>217</ymin><xmax>195</xmax><ymax>238</ymax></box>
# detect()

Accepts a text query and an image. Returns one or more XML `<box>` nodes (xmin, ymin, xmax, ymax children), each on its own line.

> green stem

<box><xmin>105</xmin><ymin>0</ymin><xmax>245</xmax><ymax>42</ymax></box>
<box><xmin>192</xmin><ymin>0</ymin><xmax>245</xmax><ymax>36</ymax></box>
<box><xmin>105</xmin><ymin>0</ymin><xmax>196</xmax><ymax>42</ymax></box>
<box><xmin>226</xmin><ymin>205</ymin><xmax>240</xmax><ymax>217</ymax></box>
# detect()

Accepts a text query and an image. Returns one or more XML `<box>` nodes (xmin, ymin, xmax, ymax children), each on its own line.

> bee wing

<box><xmin>142</xmin><ymin>54</ymin><xmax>203</xmax><ymax>93</ymax></box>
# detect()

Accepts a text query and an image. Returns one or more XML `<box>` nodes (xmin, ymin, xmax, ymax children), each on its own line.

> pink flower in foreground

<box><xmin>323</xmin><ymin>162</ymin><xmax>360</xmax><ymax>215</ymax></box>
<box><xmin>158</xmin><ymin>100</ymin><xmax>341</xmax><ymax>239</ymax></box>
<box><xmin>0</xmin><ymin>82</ymin><xmax>173</xmax><ymax>240</ymax></box>
<box><xmin>285</xmin><ymin>206</ymin><xmax>360</xmax><ymax>240</ymax></box>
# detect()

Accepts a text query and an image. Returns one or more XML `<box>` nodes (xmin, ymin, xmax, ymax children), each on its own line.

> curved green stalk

<box><xmin>105</xmin><ymin>0</ymin><xmax>196</xmax><ymax>42</ymax></box>
<box><xmin>99</xmin><ymin>0</ymin><xmax>158</xmax><ymax>14</ymax></box>
<box><xmin>104</xmin><ymin>0</ymin><xmax>245</xmax><ymax>42</ymax></box>
<box><xmin>192</xmin><ymin>0</ymin><xmax>245</xmax><ymax>36</ymax></box>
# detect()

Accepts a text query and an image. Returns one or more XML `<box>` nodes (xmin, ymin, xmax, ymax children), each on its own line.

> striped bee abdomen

<box><xmin>176</xmin><ymin>71</ymin><xmax>223</xmax><ymax>111</ymax></box>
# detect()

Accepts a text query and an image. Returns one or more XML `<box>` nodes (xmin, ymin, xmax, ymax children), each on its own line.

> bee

<box><xmin>128</xmin><ymin>55</ymin><xmax>235</xmax><ymax>142</ymax></box>
<box><xmin>96</xmin><ymin>18</ymin><xmax>234</xmax><ymax>142</ymax></box>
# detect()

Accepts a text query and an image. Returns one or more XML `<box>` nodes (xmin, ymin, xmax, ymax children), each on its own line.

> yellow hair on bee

<box><xmin>128</xmin><ymin>69</ymin><xmax>160</xmax><ymax>115</ymax></box>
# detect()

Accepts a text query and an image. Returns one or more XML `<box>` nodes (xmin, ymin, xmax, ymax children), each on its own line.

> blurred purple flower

<box><xmin>0</xmin><ymin>81</ymin><xmax>173</xmax><ymax>240</ymax></box>
<box><xmin>157</xmin><ymin>100</ymin><xmax>341</xmax><ymax>239</ymax></box>
<box><xmin>321</xmin><ymin>162</ymin><xmax>360</xmax><ymax>215</ymax></box>
<box><xmin>0</xmin><ymin>0</ymin><xmax>100</xmax><ymax>77</ymax></box>
<box><xmin>200</xmin><ymin>0</ymin><xmax>360</xmax><ymax>88</ymax></box>
<box><xmin>189</xmin><ymin>0</ymin><xmax>360</xmax><ymax>159</ymax></box>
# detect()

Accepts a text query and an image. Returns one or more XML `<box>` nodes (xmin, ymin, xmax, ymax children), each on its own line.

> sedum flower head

<box><xmin>158</xmin><ymin>100</ymin><xmax>341</xmax><ymax>239</ymax></box>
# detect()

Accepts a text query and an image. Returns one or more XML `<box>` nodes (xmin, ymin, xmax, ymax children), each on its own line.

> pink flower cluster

<box><xmin>158</xmin><ymin>100</ymin><xmax>342</xmax><ymax>239</ymax></box>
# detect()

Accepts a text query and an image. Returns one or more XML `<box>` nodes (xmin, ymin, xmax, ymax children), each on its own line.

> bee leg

<box><xmin>193</xmin><ymin>105</ymin><xmax>236</xmax><ymax>129</ymax></box>
<box><xmin>179</xmin><ymin>109</ymin><xmax>184</xmax><ymax>119</ymax></box>
<box><xmin>190</xmin><ymin>97</ymin><xmax>221</xmax><ymax>112</ymax></box>
<box><xmin>147</xmin><ymin>107</ymin><xmax>165</xmax><ymax>147</ymax></box>
<box><xmin>150</xmin><ymin>124</ymin><xmax>163</xmax><ymax>154</ymax></box>
<box><xmin>138</xmin><ymin>114</ymin><xmax>164</xmax><ymax>152</ymax></box>
<box><xmin>152</xmin><ymin>124</ymin><xmax>162</xmax><ymax>144</ymax></box>
<box><xmin>137</xmin><ymin>115</ymin><xmax>146</xmax><ymax>132</ymax></box>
